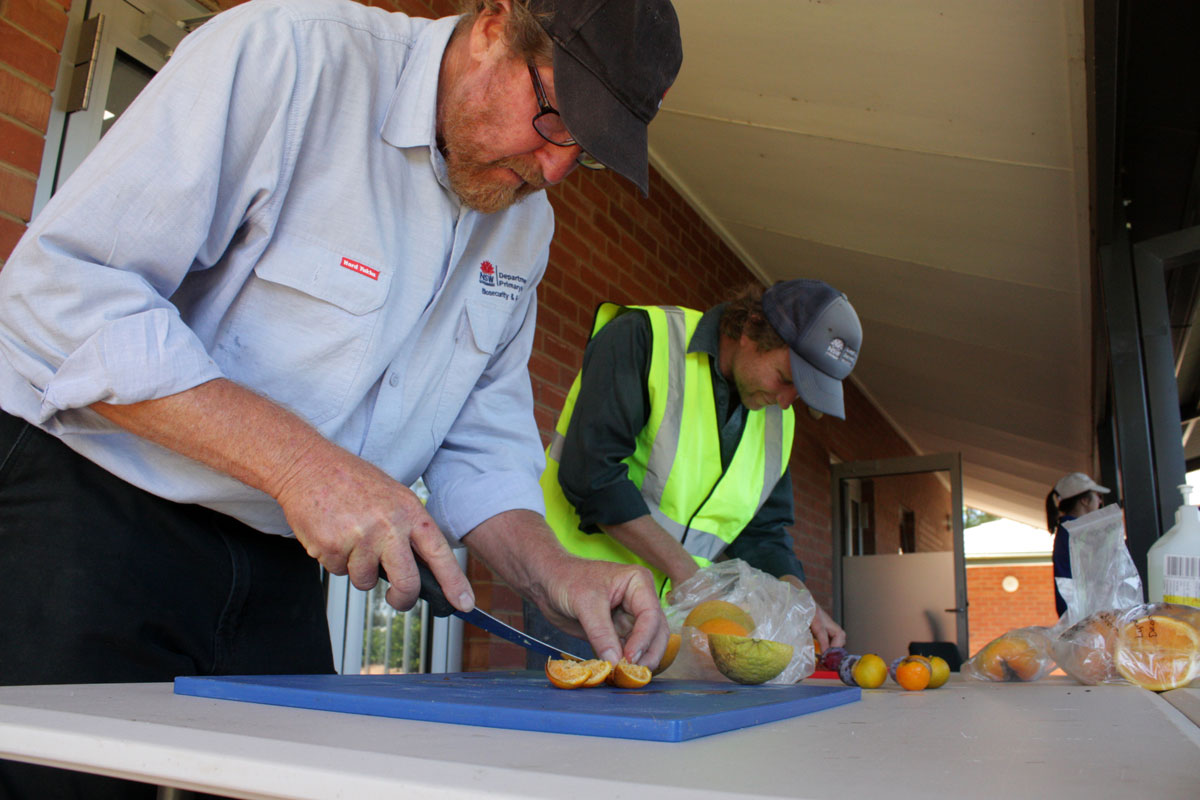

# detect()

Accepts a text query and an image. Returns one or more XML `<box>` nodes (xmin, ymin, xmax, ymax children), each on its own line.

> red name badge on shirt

<box><xmin>341</xmin><ymin>256</ymin><xmax>379</xmax><ymax>280</ymax></box>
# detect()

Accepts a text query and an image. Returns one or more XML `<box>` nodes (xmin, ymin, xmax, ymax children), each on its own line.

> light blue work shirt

<box><xmin>0</xmin><ymin>0</ymin><xmax>554</xmax><ymax>538</ymax></box>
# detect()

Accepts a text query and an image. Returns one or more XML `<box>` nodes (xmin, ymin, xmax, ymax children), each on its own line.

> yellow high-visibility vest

<box><xmin>540</xmin><ymin>303</ymin><xmax>795</xmax><ymax>598</ymax></box>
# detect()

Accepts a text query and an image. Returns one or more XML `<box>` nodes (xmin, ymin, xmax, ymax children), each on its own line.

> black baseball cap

<box><xmin>762</xmin><ymin>279</ymin><xmax>863</xmax><ymax>420</ymax></box>
<box><xmin>530</xmin><ymin>0</ymin><xmax>683</xmax><ymax>195</ymax></box>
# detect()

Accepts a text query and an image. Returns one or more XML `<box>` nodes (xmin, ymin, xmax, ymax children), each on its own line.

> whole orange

<box><xmin>895</xmin><ymin>657</ymin><xmax>931</xmax><ymax>691</ymax></box>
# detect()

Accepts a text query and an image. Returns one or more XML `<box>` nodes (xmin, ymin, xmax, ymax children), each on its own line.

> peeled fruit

<box><xmin>684</xmin><ymin>600</ymin><xmax>757</xmax><ymax>635</ymax></box>
<box><xmin>652</xmin><ymin>633</ymin><xmax>682</xmax><ymax>676</ymax></box>
<box><xmin>894</xmin><ymin>656</ymin><xmax>931</xmax><ymax>691</ymax></box>
<box><xmin>926</xmin><ymin>655</ymin><xmax>951</xmax><ymax>689</ymax></box>
<box><xmin>821</xmin><ymin>646</ymin><xmax>849</xmax><ymax>673</ymax></box>
<box><xmin>1114</xmin><ymin>613</ymin><xmax>1200</xmax><ymax>692</ymax></box>
<box><xmin>838</xmin><ymin>654</ymin><xmax>861</xmax><ymax>686</ymax></box>
<box><xmin>852</xmin><ymin>653</ymin><xmax>887</xmax><ymax>688</ymax></box>
<box><xmin>607</xmin><ymin>658</ymin><xmax>653</xmax><ymax>689</ymax></box>
<box><xmin>708</xmin><ymin>633</ymin><xmax>794</xmax><ymax>685</ymax></box>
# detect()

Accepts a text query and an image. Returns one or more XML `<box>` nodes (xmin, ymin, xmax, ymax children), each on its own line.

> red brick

<box><xmin>0</xmin><ymin>214</ymin><xmax>28</xmax><ymax>263</ymax></box>
<box><xmin>4</xmin><ymin>0</ymin><xmax>69</xmax><ymax>49</ymax></box>
<box><xmin>0</xmin><ymin>116</ymin><xmax>45</xmax><ymax>173</ymax></box>
<box><xmin>0</xmin><ymin>20</ymin><xmax>59</xmax><ymax>87</ymax></box>
<box><xmin>0</xmin><ymin>70</ymin><xmax>52</xmax><ymax>130</ymax></box>
<box><xmin>0</xmin><ymin>168</ymin><xmax>35</xmax><ymax>219</ymax></box>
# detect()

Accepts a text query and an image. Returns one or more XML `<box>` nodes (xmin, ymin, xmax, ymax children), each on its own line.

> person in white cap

<box><xmin>529</xmin><ymin>279</ymin><xmax>863</xmax><ymax>662</ymax></box>
<box><xmin>0</xmin><ymin>1</ymin><xmax>682</xmax><ymax>796</ymax></box>
<box><xmin>1045</xmin><ymin>472</ymin><xmax>1111</xmax><ymax>615</ymax></box>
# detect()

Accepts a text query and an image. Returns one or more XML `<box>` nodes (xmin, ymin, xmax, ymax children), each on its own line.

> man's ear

<box><xmin>468</xmin><ymin>0</ymin><xmax>513</xmax><ymax>62</ymax></box>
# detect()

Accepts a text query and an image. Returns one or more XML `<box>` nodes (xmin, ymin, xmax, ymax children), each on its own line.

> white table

<box><xmin>1</xmin><ymin>676</ymin><xmax>1198</xmax><ymax>799</ymax></box>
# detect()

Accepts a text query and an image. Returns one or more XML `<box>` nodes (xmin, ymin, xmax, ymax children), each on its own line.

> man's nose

<box><xmin>538</xmin><ymin>143</ymin><xmax>581</xmax><ymax>185</ymax></box>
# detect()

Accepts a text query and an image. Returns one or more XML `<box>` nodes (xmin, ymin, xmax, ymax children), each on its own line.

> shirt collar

<box><xmin>380</xmin><ymin>15</ymin><xmax>459</xmax><ymax>154</ymax></box>
<box><xmin>689</xmin><ymin>303</ymin><xmax>727</xmax><ymax>361</ymax></box>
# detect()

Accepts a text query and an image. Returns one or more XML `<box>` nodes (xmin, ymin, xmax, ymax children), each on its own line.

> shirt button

<box><xmin>388</xmin><ymin>373</ymin><xmax>400</xmax><ymax>387</ymax></box>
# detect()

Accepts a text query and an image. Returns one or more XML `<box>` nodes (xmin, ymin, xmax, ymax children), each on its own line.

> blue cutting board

<box><xmin>174</xmin><ymin>671</ymin><xmax>859</xmax><ymax>742</ymax></box>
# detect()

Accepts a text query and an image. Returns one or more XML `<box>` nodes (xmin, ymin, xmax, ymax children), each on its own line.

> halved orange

<box><xmin>653</xmin><ymin>632</ymin><xmax>682</xmax><ymax>676</ymax></box>
<box><xmin>683</xmin><ymin>600</ymin><xmax>756</xmax><ymax>633</ymax></box>
<box><xmin>579</xmin><ymin>659</ymin><xmax>613</xmax><ymax>687</ymax></box>
<box><xmin>607</xmin><ymin>659</ymin><xmax>652</xmax><ymax>688</ymax></box>
<box><xmin>545</xmin><ymin>657</ymin><xmax>591</xmax><ymax>689</ymax></box>
<box><xmin>696</xmin><ymin>618</ymin><xmax>749</xmax><ymax>638</ymax></box>
<box><xmin>1114</xmin><ymin>614</ymin><xmax>1200</xmax><ymax>692</ymax></box>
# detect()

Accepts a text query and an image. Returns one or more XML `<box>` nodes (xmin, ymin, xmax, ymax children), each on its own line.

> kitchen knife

<box><xmin>398</xmin><ymin>556</ymin><xmax>587</xmax><ymax>662</ymax></box>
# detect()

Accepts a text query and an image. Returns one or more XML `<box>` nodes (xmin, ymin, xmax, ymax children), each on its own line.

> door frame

<box><xmin>830</xmin><ymin>452</ymin><xmax>967</xmax><ymax>660</ymax></box>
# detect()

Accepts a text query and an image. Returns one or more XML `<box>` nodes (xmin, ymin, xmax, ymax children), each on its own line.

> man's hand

<box><xmin>465</xmin><ymin>510</ymin><xmax>669</xmax><ymax>668</ymax></box>
<box><xmin>92</xmin><ymin>378</ymin><xmax>474</xmax><ymax>613</ymax></box>
<box><xmin>780</xmin><ymin>574</ymin><xmax>845</xmax><ymax>653</ymax></box>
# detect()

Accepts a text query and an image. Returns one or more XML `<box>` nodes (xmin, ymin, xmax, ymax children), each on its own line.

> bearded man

<box><xmin>0</xmin><ymin>1</ymin><xmax>681</xmax><ymax>797</ymax></box>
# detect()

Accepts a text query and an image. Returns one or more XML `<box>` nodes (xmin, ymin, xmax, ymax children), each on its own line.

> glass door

<box><xmin>831</xmin><ymin>453</ymin><xmax>967</xmax><ymax>665</ymax></box>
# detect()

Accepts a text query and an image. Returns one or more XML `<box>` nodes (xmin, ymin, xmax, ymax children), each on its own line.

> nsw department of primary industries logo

<box><xmin>479</xmin><ymin>260</ymin><xmax>496</xmax><ymax>286</ymax></box>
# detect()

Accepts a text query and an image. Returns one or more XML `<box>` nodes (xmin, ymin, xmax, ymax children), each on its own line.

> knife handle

<box><xmin>380</xmin><ymin>556</ymin><xmax>457</xmax><ymax>618</ymax></box>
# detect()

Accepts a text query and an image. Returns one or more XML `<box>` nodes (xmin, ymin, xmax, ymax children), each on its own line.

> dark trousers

<box><xmin>0</xmin><ymin>411</ymin><xmax>334</xmax><ymax>800</ymax></box>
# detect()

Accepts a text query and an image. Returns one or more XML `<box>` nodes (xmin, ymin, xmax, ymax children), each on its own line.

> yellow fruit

<box><xmin>684</xmin><ymin>600</ymin><xmax>756</xmax><ymax>634</ymax></box>
<box><xmin>927</xmin><ymin>655</ymin><xmax>951</xmax><ymax>689</ymax></box>
<box><xmin>895</xmin><ymin>656</ymin><xmax>931</xmax><ymax>691</ymax></box>
<box><xmin>697</xmin><ymin>617</ymin><xmax>750</xmax><ymax>638</ymax></box>
<box><xmin>607</xmin><ymin>659</ymin><xmax>652</xmax><ymax>688</ymax></box>
<box><xmin>708</xmin><ymin>633</ymin><xmax>794</xmax><ymax>685</ymax></box>
<box><xmin>578</xmin><ymin>659</ymin><xmax>613</xmax><ymax>687</ymax></box>
<box><xmin>545</xmin><ymin>657</ymin><xmax>590</xmax><ymax>689</ymax></box>
<box><xmin>1114</xmin><ymin>614</ymin><xmax>1200</xmax><ymax>692</ymax></box>
<box><xmin>652</xmin><ymin>633</ymin><xmax>681</xmax><ymax>676</ymax></box>
<box><xmin>852</xmin><ymin>653</ymin><xmax>887</xmax><ymax>688</ymax></box>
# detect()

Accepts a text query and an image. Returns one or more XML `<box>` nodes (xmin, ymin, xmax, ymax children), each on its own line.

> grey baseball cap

<box><xmin>530</xmin><ymin>0</ymin><xmax>683</xmax><ymax>195</ymax></box>
<box><xmin>762</xmin><ymin>279</ymin><xmax>862</xmax><ymax>420</ymax></box>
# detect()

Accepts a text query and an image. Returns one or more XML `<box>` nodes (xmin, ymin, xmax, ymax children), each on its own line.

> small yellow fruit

<box><xmin>708</xmin><ymin>633</ymin><xmax>794</xmax><ymax>685</ymax></box>
<box><xmin>927</xmin><ymin>655</ymin><xmax>951</xmax><ymax>689</ymax></box>
<box><xmin>852</xmin><ymin>653</ymin><xmax>887</xmax><ymax>688</ymax></box>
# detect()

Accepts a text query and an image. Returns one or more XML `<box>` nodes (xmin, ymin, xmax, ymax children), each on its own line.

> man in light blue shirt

<box><xmin>0</xmin><ymin>2</ymin><xmax>681</xmax><ymax>794</ymax></box>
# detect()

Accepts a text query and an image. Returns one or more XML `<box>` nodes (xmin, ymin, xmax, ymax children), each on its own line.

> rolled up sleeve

<box><xmin>0</xmin><ymin>2</ymin><xmax>298</xmax><ymax>424</ymax></box>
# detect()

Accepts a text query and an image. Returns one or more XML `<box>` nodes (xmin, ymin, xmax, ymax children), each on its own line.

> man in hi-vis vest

<box><xmin>528</xmin><ymin>279</ymin><xmax>862</xmax><ymax>664</ymax></box>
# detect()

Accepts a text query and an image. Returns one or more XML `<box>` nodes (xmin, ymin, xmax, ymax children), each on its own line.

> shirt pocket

<box><xmin>218</xmin><ymin>237</ymin><xmax>391</xmax><ymax>426</ymax></box>
<box><xmin>431</xmin><ymin>300</ymin><xmax>509</xmax><ymax>445</ymax></box>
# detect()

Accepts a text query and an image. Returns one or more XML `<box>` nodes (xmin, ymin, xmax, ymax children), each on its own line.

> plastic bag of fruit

<box><xmin>1105</xmin><ymin>602</ymin><xmax>1200</xmax><ymax>691</ymax></box>
<box><xmin>1051</xmin><ymin>609</ymin><xmax>1128</xmax><ymax>685</ymax></box>
<box><xmin>961</xmin><ymin>625</ymin><xmax>1056</xmax><ymax>682</ymax></box>
<box><xmin>657</xmin><ymin>559</ymin><xmax>817</xmax><ymax>684</ymax></box>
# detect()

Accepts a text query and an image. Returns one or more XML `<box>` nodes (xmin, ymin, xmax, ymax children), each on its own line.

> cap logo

<box><xmin>826</xmin><ymin>337</ymin><xmax>858</xmax><ymax>367</ymax></box>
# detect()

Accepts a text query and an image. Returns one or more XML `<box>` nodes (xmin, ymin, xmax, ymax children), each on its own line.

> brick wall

<box><xmin>0</xmin><ymin>0</ymin><xmax>957</xmax><ymax>672</ymax></box>
<box><xmin>965</xmin><ymin>563</ymin><xmax>1059</xmax><ymax>654</ymax></box>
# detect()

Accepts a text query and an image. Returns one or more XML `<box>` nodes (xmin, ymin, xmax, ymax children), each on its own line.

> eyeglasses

<box><xmin>527</xmin><ymin>63</ymin><xmax>604</xmax><ymax>171</ymax></box>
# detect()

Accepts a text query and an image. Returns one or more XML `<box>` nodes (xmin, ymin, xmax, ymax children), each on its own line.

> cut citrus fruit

<box><xmin>708</xmin><ymin>633</ymin><xmax>793</xmax><ymax>685</ymax></box>
<box><xmin>1114</xmin><ymin>614</ymin><xmax>1200</xmax><ymax>692</ymax></box>
<box><xmin>696</xmin><ymin>617</ymin><xmax>750</xmax><ymax>638</ymax></box>
<box><xmin>545</xmin><ymin>657</ymin><xmax>591</xmax><ymax>689</ymax></box>
<box><xmin>653</xmin><ymin>632</ymin><xmax>682</xmax><ymax>675</ymax></box>
<box><xmin>578</xmin><ymin>659</ymin><xmax>613</xmax><ymax>687</ymax></box>
<box><xmin>607</xmin><ymin>659</ymin><xmax>652</xmax><ymax>688</ymax></box>
<box><xmin>683</xmin><ymin>600</ymin><xmax>756</xmax><ymax>634</ymax></box>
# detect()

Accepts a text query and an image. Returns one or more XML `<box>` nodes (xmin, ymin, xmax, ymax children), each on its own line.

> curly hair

<box><xmin>454</xmin><ymin>1</ymin><xmax>554</xmax><ymax>65</ymax></box>
<box><xmin>719</xmin><ymin>284</ymin><xmax>788</xmax><ymax>352</ymax></box>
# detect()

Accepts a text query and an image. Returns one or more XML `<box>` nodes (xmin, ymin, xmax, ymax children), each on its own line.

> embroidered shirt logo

<box><xmin>479</xmin><ymin>260</ymin><xmax>496</xmax><ymax>286</ymax></box>
<box><xmin>341</xmin><ymin>256</ymin><xmax>379</xmax><ymax>281</ymax></box>
<box><xmin>478</xmin><ymin>260</ymin><xmax>526</xmax><ymax>302</ymax></box>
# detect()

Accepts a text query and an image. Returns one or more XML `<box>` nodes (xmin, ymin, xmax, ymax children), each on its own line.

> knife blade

<box><xmin>395</xmin><ymin>556</ymin><xmax>587</xmax><ymax>662</ymax></box>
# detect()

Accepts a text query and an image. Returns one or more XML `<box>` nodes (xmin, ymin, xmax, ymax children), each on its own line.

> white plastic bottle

<box><xmin>1147</xmin><ymin>484</ymin><xmax>1200</xmax><ymax>607</ymax></box>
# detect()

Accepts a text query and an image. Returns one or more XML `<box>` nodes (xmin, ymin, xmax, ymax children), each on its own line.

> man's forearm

<box><xmin>90</xmin><ymin>377</ymin><xmax>342</xmax><ymax>499</ymax></box>
<box><xmin>602</xmin><ymin>515</ymin><xmax>698</xmax><ymax>587</ymax></box>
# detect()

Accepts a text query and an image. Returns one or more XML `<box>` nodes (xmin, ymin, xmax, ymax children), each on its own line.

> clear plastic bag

<box><xmin>1107</xmin><ymin>602</ymin><xmax>1200</xmax><ymax>691</ymax></box>
<box><xmin>962</xmin><ymin>625</ymin><xmax>1056</xmax><ymax>682</ymax></box>
<box><xmin>1051</xmin><ymin>609</ymin><xmax>1125</xmax><ymax>685</ymax></box>
<box><xmin>1056</xmin><ymin>504</ymin><xmax>1143</xmax><ymax>630</ymax></box>
<box><xmin>657</xmin><ymin>559</ymin><xmax>817</xmax><ymax>684</ymax></box>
